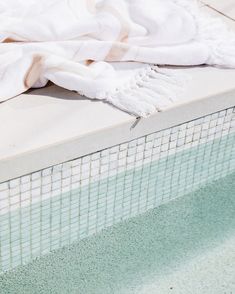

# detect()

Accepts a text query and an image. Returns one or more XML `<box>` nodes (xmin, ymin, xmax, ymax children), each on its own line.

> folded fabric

<box><xmin>0</xmin><ymin>0</ymin><xmax>235</xmax><ymax>116</ymax></box>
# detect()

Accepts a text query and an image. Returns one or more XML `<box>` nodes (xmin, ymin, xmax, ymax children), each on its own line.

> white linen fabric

<box><xmin>0</xmin><ymin>0</ymin><xmax>235</xmax><ymax>116</ymax></box>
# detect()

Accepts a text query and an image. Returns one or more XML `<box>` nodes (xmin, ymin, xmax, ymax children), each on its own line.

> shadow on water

<box><xmin>1</xmin><ymin>172</ymin><xmax>235</xmax><ymax>294</ymax></box>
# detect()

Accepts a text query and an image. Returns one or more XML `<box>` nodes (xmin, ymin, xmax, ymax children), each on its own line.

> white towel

<box><xmin>0</xmin><ymin>0</ymin><xmax>235</xmax><ymax>116</ymax></box>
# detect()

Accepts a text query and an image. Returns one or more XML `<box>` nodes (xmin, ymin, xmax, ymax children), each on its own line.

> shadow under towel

<box><xmin>0</xmin><ymin>0</ymin><xmax>235</xmax><ymax>116</ymax></box>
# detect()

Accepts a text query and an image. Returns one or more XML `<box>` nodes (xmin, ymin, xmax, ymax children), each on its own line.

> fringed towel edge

<box><xmin>101</xmin><ymin>66</ymin><xmax>189</xmax><ymax>117</ymax></box>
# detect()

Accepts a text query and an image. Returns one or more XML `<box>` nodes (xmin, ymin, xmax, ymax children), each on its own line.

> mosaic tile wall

<box><xmin>0</xmin><ymin>107</ymin><xmax>235</xmax><ymax>273</ymax></box>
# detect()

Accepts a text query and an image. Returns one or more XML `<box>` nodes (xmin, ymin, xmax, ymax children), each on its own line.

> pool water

<box><xmin>0</xmin><ymin>172</ymin><xmax>235</xmax><ymax>294</ymax></box>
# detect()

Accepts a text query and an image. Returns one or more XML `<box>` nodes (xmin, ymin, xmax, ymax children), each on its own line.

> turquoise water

<box><xmin>0</xmin><ymin>172</ymin><xmax>235</xmax><ymax>294</ymax></box>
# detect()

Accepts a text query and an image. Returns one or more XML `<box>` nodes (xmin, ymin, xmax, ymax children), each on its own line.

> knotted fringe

<box><xmin>105</xmin><ymin>1</ymin><xmax>235</xmax><ymax>117</ymax></box>
<box><xmin>105</xmin><ymin>66</ymin><xmax>188</xmax><ymax>117</ymax></box>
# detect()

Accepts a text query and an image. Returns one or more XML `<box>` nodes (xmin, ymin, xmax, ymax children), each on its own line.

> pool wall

<box><xmin>0</xmin><ymin>107</ymin><xmax>235</xmax><ymax>273</ymax></box>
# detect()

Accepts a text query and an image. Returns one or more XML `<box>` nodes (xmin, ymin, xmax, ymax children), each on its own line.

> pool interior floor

<box><xmin>0</xmin><ymin>172</ymin><xmax>235</xmax><ymax>294</ymax></box>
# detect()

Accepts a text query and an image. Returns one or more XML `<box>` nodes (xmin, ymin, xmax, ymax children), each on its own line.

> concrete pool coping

<box><xmin>0</xmin><ymin>4</ymin><xmax>235</xmax><ymax>183</ymax></box>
